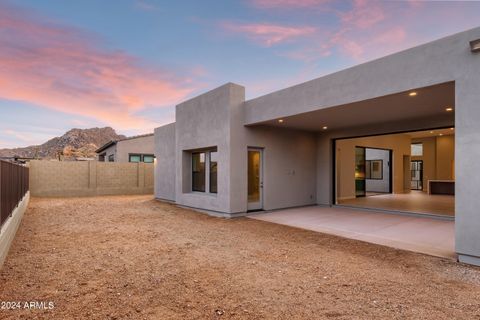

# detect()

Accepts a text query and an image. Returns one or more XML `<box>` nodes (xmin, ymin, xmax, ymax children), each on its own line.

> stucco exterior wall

<box><xmin>30</xmin><ymin>160</ymin><xmax>153</xmax><ymax>197</ymax></box>
<box><xmin>229</xmin><ymin>126</ymin><xmax>317</xmax><ymax>213</ymax></box>
<box><xmin>116</xmin><ymin>135</ymin><xmax>154</xmax><ymax>163</ymax></box>
<box><xmin>97</xmin><ymin>144</ymin><xmax>116</xmax><ymax>161</ymax></box>
<box><xmin>154</xmin><ymin>123</ymin><xmax>176</xmax><ymax>201</ymax></box>
<box><xmin>174</xmin><ymin>83</ymin><xmax>240</xmax><ymax>213</ymax></box>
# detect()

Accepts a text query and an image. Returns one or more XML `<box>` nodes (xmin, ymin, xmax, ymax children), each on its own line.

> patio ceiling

<box><xmin>251</xmin><ymin>82</ymin><xmax>455</xmax><ymax>132</ymax></box>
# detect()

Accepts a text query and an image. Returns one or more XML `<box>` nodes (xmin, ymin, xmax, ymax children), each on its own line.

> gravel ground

<box><xmin>0</xmin><ymin>195</ymin><xmax>480</xmax><ymax>319</ymax></box>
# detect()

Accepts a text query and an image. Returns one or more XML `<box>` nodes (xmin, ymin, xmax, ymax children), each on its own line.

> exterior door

<box><xmin>247</xmin><ymin>148</ymin><xmax>263</xmax><ymax>211</ymax></box>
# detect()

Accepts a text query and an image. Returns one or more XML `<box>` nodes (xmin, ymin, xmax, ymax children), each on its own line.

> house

<box><xmin>96</xmin><ymin>133</ymin><xmax>155</xmax><ymax>163</ymax></box>
<box><xmin>154</xmin><ymin>27</ymin><xmax>480</xmax><ymax>266</ymax></box>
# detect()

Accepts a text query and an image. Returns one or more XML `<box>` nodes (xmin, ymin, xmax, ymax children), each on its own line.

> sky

<box><xmin>1</xmin><ymin>0</ymin><xmax>479</xmax><ymax>149</ymax></box>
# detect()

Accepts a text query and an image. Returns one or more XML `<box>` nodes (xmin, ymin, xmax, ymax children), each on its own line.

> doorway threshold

<box><xmin>334</xmin><ymin>204</ymin><xmax>454</xmax><ymax>221</ymax></box>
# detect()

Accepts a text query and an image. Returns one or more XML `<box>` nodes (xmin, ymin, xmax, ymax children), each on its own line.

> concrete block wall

<box><xmin>29</xmin><ymin>160</ymin><xmax>154</xmax><ymax>197</ymax></box>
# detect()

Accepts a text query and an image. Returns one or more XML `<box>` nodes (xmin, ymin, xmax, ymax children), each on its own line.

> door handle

<box><xmin>260</xmin><ymin>182</ymin><xmax>263</xmax><ymax>188</ymax></box>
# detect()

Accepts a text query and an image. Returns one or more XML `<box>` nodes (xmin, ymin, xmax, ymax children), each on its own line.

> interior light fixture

<box><xmin>322</xmin><ymin>126</ymin><xmax>328</xmax><ymax>130</ymax></box>
<box><xmin>278</xmin><ymin>119</ymin><xmax>284</xmax><ymax>123</ymax></box>
<box><xmin>439</xmin><ymin>133</ymin><xmax>444</xmax><ymax>136</ymax></box>
<box><xmin>409</xmin><ymin>92</ymin><xmax>417</xmax><ymax>97</ymax></box>
<box><xmin>450</xmin><ymin>127</ymin><xmax>454</xmax><ymax>130</ymax></box>
<box><xmin>430</xmin><ymin>131</ymin><xmax>434</xmax><ymax>134</ymax></box>
<box><xmin>470</xmin><ymin>39</ymin><xmax>480</xmax><ymax>53</ymax></box>
<box><xmin>445</xmin><ymin>107</ymin><xmax>453</xmax><ymax>112</ymax></box>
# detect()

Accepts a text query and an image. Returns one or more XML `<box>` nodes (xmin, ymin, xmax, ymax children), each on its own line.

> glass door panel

<box><xmin>247</xmin><ymin>149</ymin><xmax>263</xmax><ymax>210</ymax></box>
<box><xmin>355</xmin><ymin>147</ymin><xmax>366</xmax><ymax>197</ymax></box>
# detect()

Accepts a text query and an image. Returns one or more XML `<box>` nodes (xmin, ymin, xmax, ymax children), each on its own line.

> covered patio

<box><xmin>250</xmin><ymin>206</ymin><xmax>455</xmax><ymax>259</ymax></box>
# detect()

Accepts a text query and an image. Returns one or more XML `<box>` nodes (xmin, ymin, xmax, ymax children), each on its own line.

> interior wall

<box><xmin>411</xmin><ymin>134</ymin><xmax>455</xmax><ymax>189</ymax></box>
<box><xmin>336</xmin><ymin>133</ymin><xmax>411</xmax><ymax>200</ymax></box>
<box><xmin>436</xmin><ymin>135</ymin><xmax>455</xmax><ymax>180</ymax></box>
<box><xmin>365</xmin><ymin>148</ymin><xmax>390</xmax><ymax>193</ymax></box>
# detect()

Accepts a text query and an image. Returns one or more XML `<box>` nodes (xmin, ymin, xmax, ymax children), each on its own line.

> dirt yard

<box><xmin>1</xmin><ymin>196</ymin><xmax>480</xmax><ymax>319</ymax></box>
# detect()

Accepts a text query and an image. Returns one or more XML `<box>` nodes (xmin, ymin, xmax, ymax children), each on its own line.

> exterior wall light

<box><xmin>409</xmin><ymin>92</ymin><xmax>417</xmax><ymax>97</ymax></box>
<box><xmin>322</xmin><ymin>126</ymin><xmax>328</xmax><ymax>130</ymax></box>
<box><xmin>278</xmin><ymin>119</ymin><xmax>284</xmax><ymax>123</ymax></box>
<box><xmin>445</xmin><ymin>107</ymin><xmax>453</xmax><ymax>112</ymax></box>
<box><xmin>470</xmin><ymin>39</ymin><xmax>480</xmax><ymax>53</ymax></box>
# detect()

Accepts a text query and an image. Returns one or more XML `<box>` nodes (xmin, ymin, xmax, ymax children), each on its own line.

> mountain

<box><xmin>0</xmin><ymin>127</ymin><xmax>126</xmax><ymax>160</ymax></box>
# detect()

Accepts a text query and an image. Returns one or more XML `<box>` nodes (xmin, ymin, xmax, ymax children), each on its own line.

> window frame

<box><xmin>190</xmin><ymin>148</ymin><xmax>218</xmax><ymax>195</ymax></box>
<box><xmin>129</xmin><ymin>154</ymin><xmax>142</xmax><ymax>163</ymax></box>
<box><xmin>128</xmin><ymin>153</ymin><xmax>155</xmax><ymax>163</ymax></box>
<box><xmin>142</xmin><ymin>154</ymin><xmax>155</xmax><ymax>163</ymax></box>
<box><xmin>192</xmin><ymin>152</ymin><xmax>206</xmax><ymax>192</ymax></box>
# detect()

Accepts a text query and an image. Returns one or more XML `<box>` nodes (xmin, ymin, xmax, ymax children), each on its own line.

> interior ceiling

<box><xmin>257</xmin><ymin>82</ymin><xmax>455</xmax><ymax>132</ymax></box>
<box><xmin>407</xmin><ymin>128</ymin><xmax>455</xmax><ymax>139</ymax></box>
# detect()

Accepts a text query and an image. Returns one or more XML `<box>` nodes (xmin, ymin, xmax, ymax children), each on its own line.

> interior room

<box><xmin>335</xmin><ymin>128</ymin><xmax>455</xmax><ymax>217</ymax></box>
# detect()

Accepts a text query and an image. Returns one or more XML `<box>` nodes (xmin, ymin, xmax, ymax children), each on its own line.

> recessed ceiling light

<box><xmin>322</xmin><ymin>126</ymin><xmax>328</xmax><ymax>130</ymax></box>
<box><xmin>278</xmin><ymin>119</ymin><xmax>284</xmax><ymax>123</ymax></box>
<box><xmin>439</xmin><ymin>133</ymin><xmax>444</xmax><ymax>136</ymax></box>
<box><xmin>430</xmin><ymin>131</ymin><xmax>434</xmax><ymax>134</ymax></box>
<box><xmin>445</xmin><ymin>107</ymin><xmax>453</xmax><ymax>112</ymax></box>
<box><xmin>450</xmin><ymin>127</ymin><xmax>454</xmax><ymax>130</ymax></box>
<box><xmin>409</xmin><ymin>92</ymin><xmax>417</xmax><ymax>97</ymax></box>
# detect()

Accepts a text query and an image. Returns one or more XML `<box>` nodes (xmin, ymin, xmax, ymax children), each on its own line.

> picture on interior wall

<box><xmin>366</xmin><ymin>160</ymin><xmax>383</xmax><ymax>180</ymax></box>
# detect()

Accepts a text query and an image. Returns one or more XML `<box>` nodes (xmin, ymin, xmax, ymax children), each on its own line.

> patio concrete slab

<box><xmin>249</xmin><ymin>206</ymin><xmax>455</xmax><ymax>259</ymax></box>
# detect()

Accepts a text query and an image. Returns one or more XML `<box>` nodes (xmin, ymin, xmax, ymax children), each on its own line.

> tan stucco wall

<box><xmin>29</xmin><ymin>160</ymin><xmax>153</xmax><ymax>197</ymax></box>
<box><xmin>336</xmin><ymin>133</ymin><xmax>411</xmax><ymax>200</ymax></box>
<box><xmin>116</xmin><ymin>135</ymin><xmax>154</xmax><ymax>163</ymax></box>
<box><xmin>97</xmin><ymin>144</ymin><xmax>116</xmax><ymax>161</ymax></box>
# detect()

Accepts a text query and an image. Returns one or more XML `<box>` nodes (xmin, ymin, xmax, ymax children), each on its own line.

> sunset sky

<box><xmin>1</xmin><ymin>0</ymin><xmax>479</xmax><ymax>148</ymax></box>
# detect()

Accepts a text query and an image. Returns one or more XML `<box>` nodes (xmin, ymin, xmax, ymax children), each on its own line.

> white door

<box><xmin>247</xmin><ymin>148</ymin><xmax>263</xmax><ymax>211</ymax></box>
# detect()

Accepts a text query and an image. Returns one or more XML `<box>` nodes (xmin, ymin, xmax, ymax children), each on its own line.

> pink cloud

<box><xmin>340</xmin><ymin>0</ymin><xmax>385</xmax><ymax>29</ymax></box>
<box><xmin>222</xmin><ymin>22</ymin><xmax>316</xmax><ymax>46</ymax></box>
<box><xmin>0</xmin><ymin>4</ymin><xmax>198</xmax><ymax>131</ymax></box>
<box><xmin>251</xmin><ymin>0</ymin><xmax>331</xmax><ymax>9</ymax></box>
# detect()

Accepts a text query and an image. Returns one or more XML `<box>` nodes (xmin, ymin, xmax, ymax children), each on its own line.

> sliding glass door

<box><xmin>355</xmin><ymin>147</ymin><xmax>366</xmax><ymax>197</ymax></box>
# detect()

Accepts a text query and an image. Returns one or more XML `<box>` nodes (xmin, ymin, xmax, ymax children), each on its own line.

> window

<box><xmin>411</xmin><ymin>143</ymin><xmax>423</xmax><ymax>156</ymax></box>
<box><xmin>365</xmin><ymin>160</ymin><xmax>383</xmax><ymax>179</ymax></box>
<box><xmin>129</xmin><ymin>154</ymin><xmax>141</xmax><ymax>163</ymax></box>
<box><xmin>191</xmin><ymin>149</ymin><xmax>217</xmax><ymax>193</ymax></box>
<box><xmin>192</xmin><ymin>152</ymin><xmax>206</xmax><ymax>192</ymax></box>
<box><xmin>129</xmin><ymin>154</ymin><xmax>155</xmax><ymax>163</ymax></box>
<box><xmin>210</xmin><ymin>151</ymin><xmax>218</xmax><ymax>193</ymax></box>
<box><xmin>98</xmin><ymin>154</ymin><xmax>106</xmax><ymax>162</ymax></box>
<box><xmin>143</xmin><ymin>155</ymin><xmax>155</xmax><ymax>163</ymax></box>
<box><xmin>108</xmin><ymin>154</ymin><xmax>114</xmax><ymax>162</ymax></box>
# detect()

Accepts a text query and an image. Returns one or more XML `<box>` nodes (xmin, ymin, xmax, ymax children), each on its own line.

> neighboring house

<box><xmin>96</xmin><ymin>134</ymin><xmax>155</xmax><ymax>163</ymax></box>
<box><xmin>154</xmin><ymin>27</ymin><xmax>480</xmax><ymax>266</ymax></box>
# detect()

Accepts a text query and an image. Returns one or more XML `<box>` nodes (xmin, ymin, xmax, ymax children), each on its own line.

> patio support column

<box><xmin>455</xmin><ymin>73</ymin><xmax>480</xmax><ymax>265</ymax></box>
